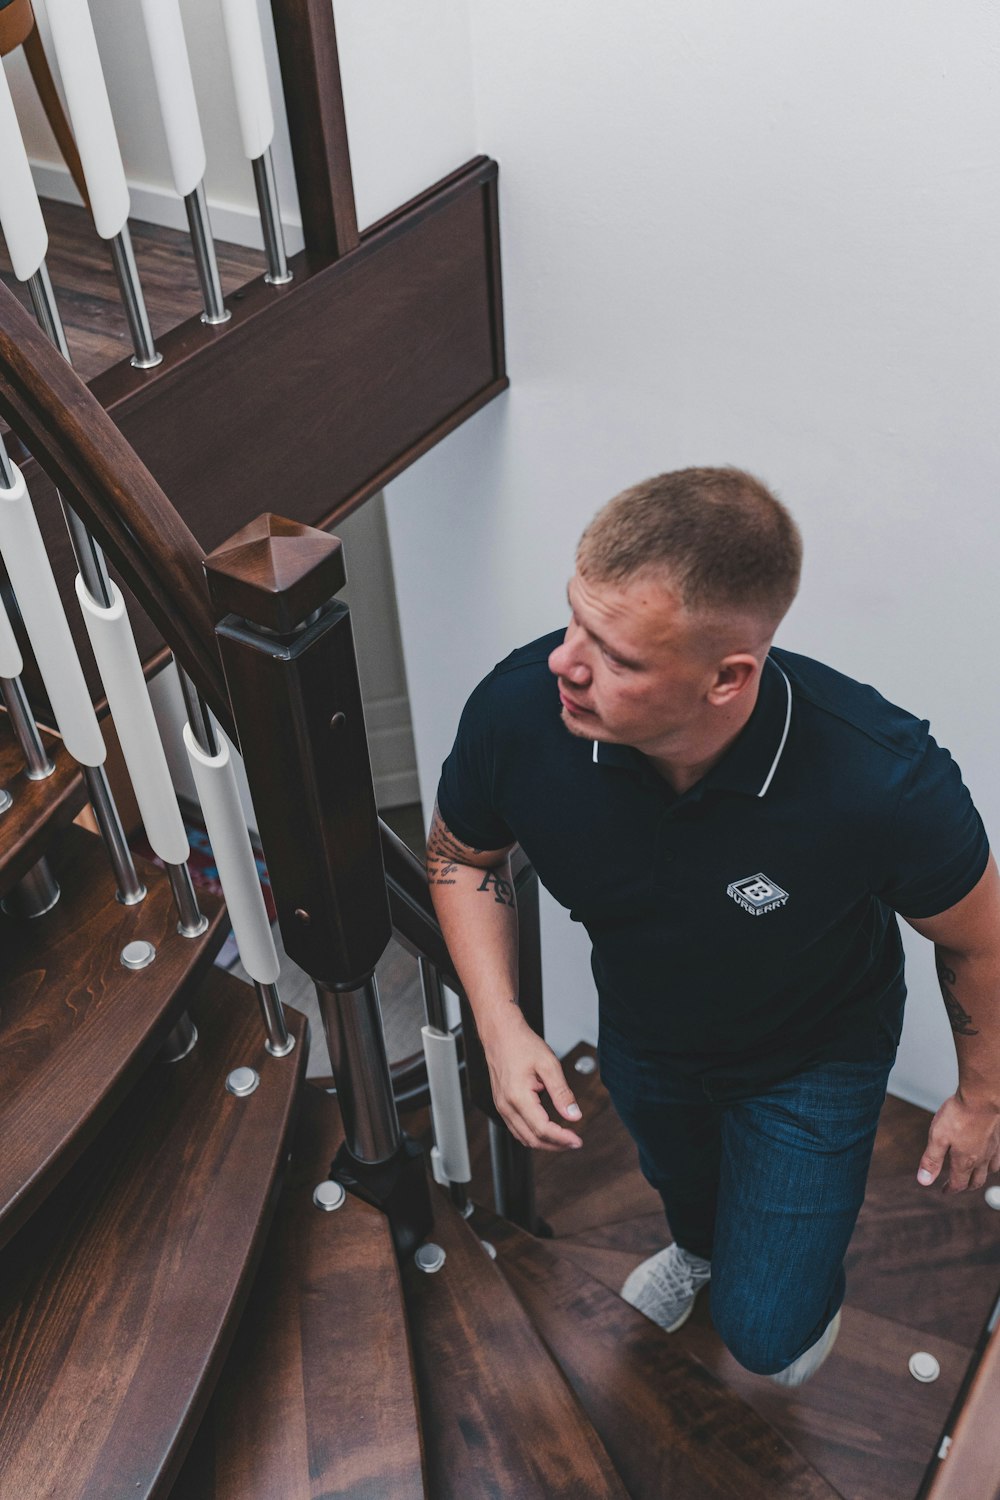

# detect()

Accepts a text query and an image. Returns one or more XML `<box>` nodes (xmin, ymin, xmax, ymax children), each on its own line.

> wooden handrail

<box><xmin>0</xmin><ymin>283</ymin><xmax>230</xmax><ymax>731</ymax></box>
<box><xmin>0</xmin><ymin>283</ymin><xmax>481</xmax><ymax>1005</ymax></box>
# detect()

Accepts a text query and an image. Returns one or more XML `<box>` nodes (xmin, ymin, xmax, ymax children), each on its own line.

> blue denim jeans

<box><xmin>597</xmin><ymin>1019</ymin><xmax>895</xmax><ymax>1375</ymax></box>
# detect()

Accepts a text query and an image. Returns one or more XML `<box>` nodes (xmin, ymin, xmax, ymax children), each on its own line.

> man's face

<box><xmin>548</xmin><ymin>570</ymin><xmax>719</xmax><ymax>750</ymax></box>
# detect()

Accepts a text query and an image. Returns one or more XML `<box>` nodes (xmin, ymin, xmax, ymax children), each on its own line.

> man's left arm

<box><xmin>905</xmin><ymin>854</ymin><xmax>1000</xmax><ymax>1193</ymax></box>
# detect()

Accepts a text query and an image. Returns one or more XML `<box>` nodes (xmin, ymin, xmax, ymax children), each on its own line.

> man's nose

<box><xmin>548</xmin><ymin>638</ymin><xmax>590</xmax><ymax>684</ymax></box>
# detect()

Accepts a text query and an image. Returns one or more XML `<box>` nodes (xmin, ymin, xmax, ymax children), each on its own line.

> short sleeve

<box><xmin>876</xmin><ymin>730</ymin><xmax>989</xmax><ymax>919</ymax></box>
<box><xmin>436</xmin><ymin>675</ymin><xmax>515</xmax><ymax>851</ymax></box>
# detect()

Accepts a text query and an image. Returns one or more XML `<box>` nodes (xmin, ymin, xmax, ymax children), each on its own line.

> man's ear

<box><xmin>707</xmin><ymin>655</ymin><xmax>758</xmax><ymax>706</ymax></box>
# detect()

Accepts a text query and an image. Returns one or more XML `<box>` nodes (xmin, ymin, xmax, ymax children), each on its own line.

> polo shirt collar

<box><xmin>592</xmin><ymin>653</ymin><xmax>793</xmax><ymax>799</ymax></box>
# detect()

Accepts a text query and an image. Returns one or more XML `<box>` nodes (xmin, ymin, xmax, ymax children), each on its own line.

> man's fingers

<box><xmin>917</xmin><ymin>1145</ymin><xmax>945</xmax><ymax>1186</ymax></box>
<box><xmin>503</xmin><ymin>1083</ymin><xmax>581</xmax><ymax>1152</ymax></box>
<box><xmin>944</xmin><ymin>1152</ymin><xmax>976</xmax><ymax>1194</ymax></box>
<box><xmin>539</xmin><ymin>1057</ymin><xmax>583</xmax><ymax>1122</ymax></box>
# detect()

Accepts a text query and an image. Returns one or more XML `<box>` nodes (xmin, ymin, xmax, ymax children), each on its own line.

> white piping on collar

<box><xmin>757</xmin><ymin>665</ymin><xmax>792</xmax><ymax>798</ymax></box>
<box><xmin>593</xmin><ymin>741</ymin><xmax>599</xmax><ymax>763</ymax></box>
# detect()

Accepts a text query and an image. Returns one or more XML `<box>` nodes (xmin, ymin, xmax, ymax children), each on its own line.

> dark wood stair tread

<box><xmin>0</xmin><ymin>823</ymin><xmax>227</xmax><ymax>1248</ymax></box>
<box><xmin>0</xmin><ymin>970</ymin><xmax>307</xmax><ymax>1499</ymax></box>
<box><xmin>549</xmin><ymin>1075</ymin><xmax>991</xmax><ymax>1500</ymax></box>
<box><xmin>402</xmin><ymin>1181</ymin><xmax>628</xmax><ymax>1499</ymax></box>
<box><xmin>173</xmin><ymin>1084</ymin><xmax>428</xmax><ymax>1499</ymax></box>
<box><xmin>0</xmin><ymin>711</ymin><xmax>86</xmax><ymax>896</ymax></box>
<box><xmin>473</xmin><ymin>1204</ymin><xmax>839</xmax><ymax>1500</ymax></box>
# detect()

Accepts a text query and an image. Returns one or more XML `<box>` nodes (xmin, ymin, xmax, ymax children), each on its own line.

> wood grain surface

<box><xmin>402</xmin><ymin>1181</ymin><xmax>629</xmax><ymax>1499</ymax></box>
<box><xmin>174</xmin><ymin>1084</ymin><xmax>428</xmax><ymax>1499</ymax></box>
<box><xmin>538</xmin><ymin>1044</ymin><xmax>1000</xmax><ymax>1500</ymax></box>
<box><xmin>0</xmin><ymin>975</ymin><xmax>307</xmax><ymax>1499</ymax></box>
<box><xmin>473</xmin><ymin>1204</ymin><xmax>839</xmax><ymax>1500</ymax></box>
<box><xmin>0</xmin><ymin>824</ymin><xmax>226</xmax><ymax>1249</ymax></box>
<box><xmin>0</xmin><ymin>712</ymin><xmax>85</xmax><ymax>896</ymax></box>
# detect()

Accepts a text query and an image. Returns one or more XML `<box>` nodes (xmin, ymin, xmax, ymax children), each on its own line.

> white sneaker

<box><xmin>620</xmin><ymin>1242</ymin><xmax>712</xmax><ymax>1332</ymax></box>
<box><xmin>768</xmin><ymin>1308</ymin><xmax>842</xmax><ymax>1388</ymax></box>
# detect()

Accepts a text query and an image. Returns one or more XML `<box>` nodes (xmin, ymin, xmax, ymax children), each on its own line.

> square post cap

<box><xmin>204</xmin><ymin>513</ymin><xmax>347</xmax><ymax>632</ymax></box>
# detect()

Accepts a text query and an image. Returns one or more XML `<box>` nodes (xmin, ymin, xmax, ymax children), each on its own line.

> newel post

<box><xmin>204</xmin><ymin>514</ymin><xmax>432</xmax><ymax>1259</ymax></box>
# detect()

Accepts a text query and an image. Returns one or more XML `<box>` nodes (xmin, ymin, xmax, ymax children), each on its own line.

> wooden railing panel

<box><xmin>6</xmin><ymin>157</ymin><xmax>506</xmax><ymax>704</ymax></box>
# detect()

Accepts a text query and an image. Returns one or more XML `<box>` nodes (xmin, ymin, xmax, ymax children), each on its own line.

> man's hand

<box><xmin>917</xmin><ymin>1093</ymin><xmax>1000</xmax><ymax>1193</ymax></box>
<box><xmin>482</xmin><ymin>1016</ymin><xmax>583</xmax><ymax>1152</ymax></box>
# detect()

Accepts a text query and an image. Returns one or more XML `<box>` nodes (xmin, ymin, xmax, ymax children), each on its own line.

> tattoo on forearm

<box><xmin>426</xmin><ymin>809</ymin><xmax>483</xmax><ymax>887</ymax></box>
<box><xmin>937</xmin><ymin>959</ymin><xmax>979</xmax><ymax>1036</ymax></box>
<box><xmin>478</xmin><ymin>869</ymin><xmax>515</xmax><ymax>907</ymax></box>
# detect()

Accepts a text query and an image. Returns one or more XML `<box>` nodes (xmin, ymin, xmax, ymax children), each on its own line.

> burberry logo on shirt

<box><xmin>727</xmin><ymin>873</ymin><xmax>789</xmax><ymax>916</ymax></box>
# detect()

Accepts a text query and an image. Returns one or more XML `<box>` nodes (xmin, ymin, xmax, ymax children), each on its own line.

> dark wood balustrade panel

<box><xmin>0</xmin><ymin>712</ymin><xmax>85</xmax><ymax>896</ymax></box>
<box><xmin>2</xmin><ymin>159</ymin><xmax>505</xmax><ymax>705</ymax></box>
<box><xmin>0</xmin><ymin>975</ymin><xmax>307</xmax><ymax>1499</ymax></box>
<box><xmin>0</xmin><ymin>824</ymin><xmax>226</xmax><ymax>1249</ymax></box>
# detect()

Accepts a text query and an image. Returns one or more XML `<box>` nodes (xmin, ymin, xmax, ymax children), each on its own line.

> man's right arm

<box><xmin>426</xmin><ymin>801</ymin><xmax>583</xmax><ymax>1151</ymax></box>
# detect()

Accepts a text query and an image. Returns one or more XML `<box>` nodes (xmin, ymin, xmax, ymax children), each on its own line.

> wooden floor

<box><xmin>409</xmin><ymin>1045</ymin><xmax>1000</xmax><ymax>1500</ymax></box>
<box><xmin>0</xmin><ymin>196</ymin><xmax>266</xmax><ymax>385</ymax></box>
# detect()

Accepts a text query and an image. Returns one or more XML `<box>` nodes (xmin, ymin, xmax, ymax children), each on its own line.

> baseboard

<box><xmin>30</xmin><ymin>158</ymin><xmax>305</xmax><ymax>256</ymax></box>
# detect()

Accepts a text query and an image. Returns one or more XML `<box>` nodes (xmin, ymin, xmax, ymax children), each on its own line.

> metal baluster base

<box><xmin>83</xmin><ymin>764</ymin><xmax>146</xmax><ymax>905</ymax></box>
<box><xmin>159</xmin><ymin>1011</ymin><xmax>199</xmax><ymax>1062</ymax></box>
<box><xmin>184</xmin><ymin>181</ymin><xmax>231</xmax><ymax>326</ymax></box>
<box><xmin>256</xmin><ymin>980</ymin><xmax>295</xmax><ymax>1056</ymax></box>
<box><xmin>316</xmin><ymin>974</ymin><xmax>401</xmax><ymax>1164</ymax></box>
<box><xmin>251</xmin><ymin>148</ymin><xmax>293</xmax><ymax>286</ymax></box>
<box><xmin>167</xmin><ymin>861</ymin><xmax>209</xmax><ymax>938</ymax></box>
<box><xmin>1</xmin><ymin>856</ymin><xmax>60</xmax><ymax>918</ymax></box>
<box><xmin>488</xmin><ymin>1117</ymin><xmax>549</xmax><ymax>1236</ymax></box>
<box><xmin>329</xmin><ymin>1130</ymin><xmax>433</xmax><ymax>1266</ymax></box>
<box><xmin>0</xmin><ymin>677</ymin><xmax>55</xmax><ymax>780</ymax></box>
<box><xmin>109</xmin><ymin>227</ymin><xmax>163</xmax><ymax>369</ymax></box>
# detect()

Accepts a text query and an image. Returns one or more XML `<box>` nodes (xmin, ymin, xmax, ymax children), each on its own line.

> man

<box><xmin>427</xmin><ymin>467</ymin><xmax>1000</xmax><ymax>1387</ymax></box>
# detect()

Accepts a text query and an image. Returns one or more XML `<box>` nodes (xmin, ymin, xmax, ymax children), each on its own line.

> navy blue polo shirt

<box><xmin>436</xmin><ymin>632</ymin><xmax>990</xmax><ymax>1091</ymax></box>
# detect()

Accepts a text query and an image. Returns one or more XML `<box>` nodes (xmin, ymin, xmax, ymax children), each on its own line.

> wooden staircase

<box><xmin>2</xmin><ymin>692</ymin><xmax>998</xmax><ymax>1495</ymax></box>
<box><xmin>1</xmin><ymin>7</ymin><xmax>997</xmax><ymax>1485</ymax></box>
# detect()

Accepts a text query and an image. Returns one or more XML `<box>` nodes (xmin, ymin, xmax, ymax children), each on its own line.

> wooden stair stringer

<box><xmin>0</xmin><ymin>973</ymin><xmax>308</xmax><ymax>1499</ymax></box>
<box><xmin>473</xmin><ymin>1204</ymin><xmax>841</xmax><ymax>1500</ymax></box>
<box><xmin>0</xmin><ymin>711</ymin><xmax>86</xmax><ymax>897</ymax></box>
<box><xmin>0</xmin><ymin>823</ymin><xmax>227</xmax><ymax>1249</ymax></box>
<box><xmin>172</xmin><ymin>1083</ymin><xmax>429</xmax><ymax>1500</ymax></box>
<box><xmin>401</xmin><ymin>1181</ymin><xmax>629</xmax><ymax>1500</ymax></box>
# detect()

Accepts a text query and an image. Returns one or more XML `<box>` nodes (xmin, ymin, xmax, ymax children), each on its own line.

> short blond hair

<box><xmin>576</xmin><ymin>467</ymin><xmax>801</xmax><ymax>624</ymax></box>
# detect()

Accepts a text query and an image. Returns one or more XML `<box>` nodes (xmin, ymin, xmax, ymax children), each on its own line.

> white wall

<box><xmin>381</xmin><ymin>0</ymin><xmax>1000</xmax><ymax>1101</ymax></box>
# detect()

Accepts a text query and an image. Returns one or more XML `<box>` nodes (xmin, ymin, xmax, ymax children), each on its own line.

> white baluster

<box><xmin>183</xmin><ymin>718</ymin><xmax>293</xmax><ymax>1054</ymax></box>
<box><xmin>0</xmin><ymin>63</ymin><xmax>48</xmax><ymax>282</ymax></box>
<box><xmin>137</xmin><ymin>0</ymin><xmax>229</xmax><ymax>325</ymax></box>
<box><xmin>0</xmin><ymin>462</ymin><xmax>106</xmax><ymax>769</ymax></box>
<box><xmin>217</xmin><ymin>0</ymin><xmax>291</xmax><ymax>285</ymax></box>
<box><xmin>422</xmin><ymin>1024</ymin><xmax>473</xmax><ymax>1188</ymax></box>
<box><xmin>44</xmin><ymin>0</ymin><xmax>161</xmax><ymax>366</ymax></box>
